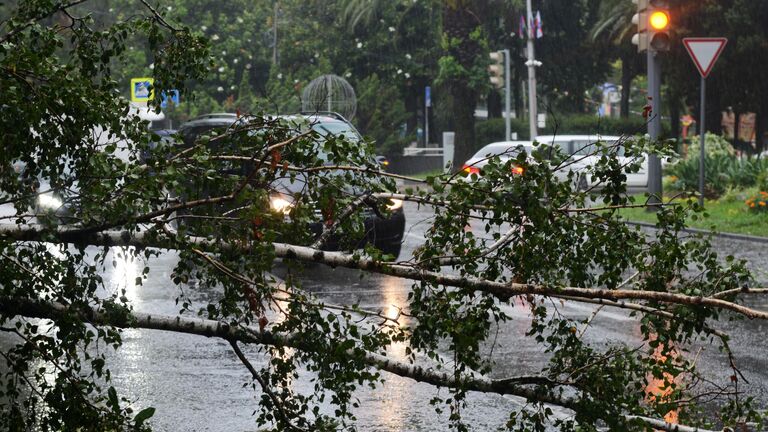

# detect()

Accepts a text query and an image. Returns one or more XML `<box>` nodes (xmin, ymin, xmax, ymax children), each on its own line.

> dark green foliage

<box><xmin>355</xmin><ymin>74</ymin><xmax>412</xmax><ymax>156</ymax></box>
<box><xmin>0</xmin><ymin>1</ymin><xmax>209</xmax><ymax>430</ymax></box>
<box><xmin>476</xmin><ymin>117</ymin><xmax>530</xmax><ymax>144</ymax></box>
<box><xmin>541</xmin><ymin>114</ymin><xmax>671</xmax><ymax>138</ymax></box>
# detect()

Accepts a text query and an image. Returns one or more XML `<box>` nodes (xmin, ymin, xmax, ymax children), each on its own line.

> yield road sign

<box><xmin>683</xmin><ymin>37</ymin><xmax>727</xmax><ymax>78</ymax></box>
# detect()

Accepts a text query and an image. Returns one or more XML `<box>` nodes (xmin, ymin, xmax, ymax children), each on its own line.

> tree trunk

<box><xmin>757</xmin><ymin>100</ymin><xmax>768</xmax><ymax>154</ymax></box>
<box><xmin>620</xmin><ymin>55</ymin><xmax>632</xmax><ymax>119</ymax></box>
<box><xmin>442</xmin><ymin>1</ymin><xmax>482</xmax><ymax>168</ymax></box>
<box><xmin>451</xmin><ymin>84</ymin><xmax>479</xmax><ymax>165</ymax></box>
<box><xmin>668</xmin><ymin>96</ymin><xmax>680</xmax><ymax>141</ymax></box>
<box><xmin>487</xmin><ymin>90</ymin><xmax>502</xmax><ymax>119</ymax></box>
<box><xmin>405</xmin><ymin>85</ymin><xmax>418</xmax><ymax>138</ymax></box>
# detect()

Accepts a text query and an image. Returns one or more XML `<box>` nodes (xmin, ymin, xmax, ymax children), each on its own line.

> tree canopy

<box><xmin>2</xmin><ymin>1</ymin><xmax>768</xmax><ymax>432</ymax></box>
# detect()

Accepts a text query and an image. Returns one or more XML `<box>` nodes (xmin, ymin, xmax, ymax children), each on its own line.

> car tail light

<box><xmin>463</xmin><ymin>164</ymin><xmax>480</xmax><ymax>175</ymax></box>
<box><xmin>511</xmin><ymin>165</ymin><xmax>524</xmax><ymax>175</ymax></box>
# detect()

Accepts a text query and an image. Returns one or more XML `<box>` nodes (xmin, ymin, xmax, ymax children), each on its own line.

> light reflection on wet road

<box><xmin>3</xmin><ymin>201</ymin><xmax>768</xmax><ymax>431</ymax></box>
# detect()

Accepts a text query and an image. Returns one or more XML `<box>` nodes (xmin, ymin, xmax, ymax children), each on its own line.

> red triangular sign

<box><xmin>683</xmin><ymin>37</ymin><xmax>727</xmax><ymax>78</ymax></box>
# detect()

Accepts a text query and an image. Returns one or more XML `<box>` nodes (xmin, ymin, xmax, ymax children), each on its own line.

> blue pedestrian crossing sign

<box><xmin>130</xmin><ymin>78</ymin><xmax>154</xmax><ymax>103</ymax></box>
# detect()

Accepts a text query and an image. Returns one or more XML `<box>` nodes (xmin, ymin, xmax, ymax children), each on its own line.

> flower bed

<box><xmin>746</xmin><ymin>191</ymin><xmax>768</xmax><ymax>212</ymax></box>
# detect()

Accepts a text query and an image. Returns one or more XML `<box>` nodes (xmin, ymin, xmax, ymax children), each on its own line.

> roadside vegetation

<box><xmin>620</xmin><ymin>189</ymin><xmax>768</xmax><ymax>237</ymax></box>
<box><xmin>619</xmin><ymin>133</ymin><xmax>768</xmax><ymax>237</ymax></box>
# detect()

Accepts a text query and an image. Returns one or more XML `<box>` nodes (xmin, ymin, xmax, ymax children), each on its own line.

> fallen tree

<box><xmin>1</xmin><ymin>1</ymin><xmax>767</xmax><ymax>432</ymax></box>
<box><xmin>0</xmin><ymin>296</ymin><xmax>731</xmax><ymax>432</ymax></box>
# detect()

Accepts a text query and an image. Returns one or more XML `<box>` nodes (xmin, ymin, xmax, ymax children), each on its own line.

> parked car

<box><xmin>176</xmin><ymin>112</ymin><xmax>406</xmax><ymax>258</ymax></box>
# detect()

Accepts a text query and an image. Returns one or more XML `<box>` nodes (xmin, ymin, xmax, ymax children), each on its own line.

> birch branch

<box><xmin>2</xmin><ymin>225</ymin><xmax>768</xmax><ymax>321</ymax></box>
<box><xmin>0</xmin><ymin>297</ymin><xmax>725</xmax><ymax>432</ymax></box>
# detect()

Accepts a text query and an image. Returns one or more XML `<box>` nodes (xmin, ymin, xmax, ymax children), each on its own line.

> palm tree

<box><xmin>591</xmin><ymin>0</ymin><xmax>641</xmax><ymax>118</ymax></box>
<box><xmin>338</xmin><ymin>0</ymin><xmax>387</xmax><ymax>31</ymax></box>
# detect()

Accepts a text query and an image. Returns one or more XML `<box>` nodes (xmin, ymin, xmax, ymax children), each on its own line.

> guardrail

<box><xmin>403</xmin><ymin>147</ymin><xmax>444</xmax><ymax>157</ymax></box>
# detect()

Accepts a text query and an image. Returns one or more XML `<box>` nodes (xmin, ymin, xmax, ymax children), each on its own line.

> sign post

<box><xmin>683</xmin><ymin>37</ymin><xmax>727</xmax><ymax>208</ymax></box>
<box><xmin>425</xmin><ymin>86</ymin><xmax>431</xmax><ymax>147</ymax></box>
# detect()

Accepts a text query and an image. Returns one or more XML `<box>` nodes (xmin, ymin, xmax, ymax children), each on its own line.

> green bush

<box><xmin>757</xmin><ymin>170</ymin><xmax>768</xmax><ymax>192</ymax></box>
<box><xmin>667</xmin><ymin>154</ymin><xmax>768</xmax><ymax>198</ymax></box>
<box><xmin>727</xmin><ymin>157</ymin><xmax>768</xmax><ymax>189</ymax></box>
<box><xmin>684</xmin><ymin>133</ymin><xmax>735</xmax><ymax>159</ymax></box>
<box><xmin>475</xmin><ymin>117</ymin><xmax>529</xmax><ymax>148</ymax></box>
<box><xmin>540</xmin><ymin>114</ymin><xmax>662</xmax><ymax>137</ymax></box>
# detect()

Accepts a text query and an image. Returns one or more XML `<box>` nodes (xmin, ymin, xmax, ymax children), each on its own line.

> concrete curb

<box><xmin>627</xmin><ymin>221</ymin><xmax>768</xmax><ymax>244</ymax></box>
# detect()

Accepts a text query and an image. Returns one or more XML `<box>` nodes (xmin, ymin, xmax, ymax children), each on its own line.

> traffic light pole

<box><xmin>647</xmin><ymin>49</ymin><xmax>663</xmax><ymax>206</ymax></box>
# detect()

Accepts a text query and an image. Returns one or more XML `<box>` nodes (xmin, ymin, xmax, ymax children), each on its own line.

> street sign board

<box><xmin>161</xmin><ymin>90</ymin><xmax>180</xmax><ymax>108</ymax></box>
<box><xmin>683</xmin><ymin>38</ymin><xmax>727</xmax><ymax>78</ymax></box>
<box><xmin>425</xmin><ymin>86</ymin><xmax>431</xmax><ymax>108</ymax></box>
<box><xmin>130</xmin><ymin>77</ymin><xmax>154</xmax><ymax>103</ymax></box>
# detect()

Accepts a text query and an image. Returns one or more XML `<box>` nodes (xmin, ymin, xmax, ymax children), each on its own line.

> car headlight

<box><xmin>386</xmin><ymin>198</ymin><xmax>403</xmax><ymax>211</ymax></box>
<box><xmin>269</xmin><ymin>195</ymin><xmax>293</xmax><ymax>215</ymax></box>
<box><xmin>37</xmin><ymin>193</ymin><xmax>63</xmax><ymax>211</ymax></box>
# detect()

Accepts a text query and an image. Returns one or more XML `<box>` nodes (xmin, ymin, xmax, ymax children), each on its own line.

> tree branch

<box><xmin>2</xmin><ymin>225</ymin><xmax>768</xmax><ymax>321</ymax></box>
<box><xmin>0</xmin><ymin>297</ymin><xmax>724</xmax><ymax>432</ymax></box>
<box><xmin>227</xmin><ymin>340</ymin><xmax>307</xmax><ymax>432</ymax></box>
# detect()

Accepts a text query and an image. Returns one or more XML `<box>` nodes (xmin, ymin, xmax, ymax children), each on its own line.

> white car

<box><xmin>461</xmin><ymin>141</ymin><xmax>533</xmax><ymax>177</ymax></box>
<box><xmin>535</xmin><ymin>135</ymin><xmax>648</xmax><ymax>189</ymax></box>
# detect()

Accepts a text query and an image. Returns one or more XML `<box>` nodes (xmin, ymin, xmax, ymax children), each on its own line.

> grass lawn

<box><xmin>618</xmin><ymin>192</ymin><xmax>768</xmax><ymax>237</ymax></box>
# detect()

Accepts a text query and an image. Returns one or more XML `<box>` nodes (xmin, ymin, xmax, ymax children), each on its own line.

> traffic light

<box><xmin>648</xmin><ymin>1</ymin><xmax>670</xmax><ymax>51</ymax></box>
<box><xmin>632</xmin><ymin>0</ymin><xmax>671</xmax><ymax>52</ymax></box>
<box><xmin>488</xmin><ymin>51</ymin><xmax>504</xmax><ymax>89</ymax></box>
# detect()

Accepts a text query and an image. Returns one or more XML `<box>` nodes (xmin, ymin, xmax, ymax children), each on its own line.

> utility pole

<box><xmin>525</xmin><ymin>0</ymin><xmax>538</xmax><ymax>141</ymax></box>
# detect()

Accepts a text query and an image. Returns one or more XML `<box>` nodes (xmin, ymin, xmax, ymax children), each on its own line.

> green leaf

<box><xmin>134</xmin><ymin>407</ymin><xmax>156</xmax><ymax>427</ymax></box>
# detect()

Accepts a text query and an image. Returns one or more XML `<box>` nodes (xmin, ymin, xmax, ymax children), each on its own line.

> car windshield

<box><xmin>180</xmin><ymin>116</ymin><xmax>368</xmax><ymax>165</ymax></box>
<box><xmin>310</xmin><ymin>120</ymin><xmax>360</xmax><ymax>142</ymax></box>
<box><xmin>572</xmin><ymin>139</ymin><xmax>623</xmax><ymax>156</ymax></box>
<box><xmin>472</xmin><ymin>144</ymin><xmax>526</xmax><ymax>159</ymax></box>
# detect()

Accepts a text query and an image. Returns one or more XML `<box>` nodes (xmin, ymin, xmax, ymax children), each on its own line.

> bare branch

<box><xmin>227</xmin><ymin>340</ymin><xmax>307</xmax><ymax>432</ymax></box>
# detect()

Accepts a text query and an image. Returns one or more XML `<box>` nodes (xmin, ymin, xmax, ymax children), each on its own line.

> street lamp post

<box><xmin>525</xmin><ymin>0</ymin><xmax>538</xmax><ymax>141</ymax></box>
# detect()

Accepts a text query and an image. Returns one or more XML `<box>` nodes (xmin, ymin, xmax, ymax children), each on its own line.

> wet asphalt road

<box><xmin>3</xmin><ymin>201</ymin><xmax>768</xmax><ymax>431</ymax></box>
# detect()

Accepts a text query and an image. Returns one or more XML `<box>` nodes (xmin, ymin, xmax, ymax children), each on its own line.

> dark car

<box><xmin>176</xmin><ymin>112</ymin><xmax>405</xmax><ymax>258</ymax></box>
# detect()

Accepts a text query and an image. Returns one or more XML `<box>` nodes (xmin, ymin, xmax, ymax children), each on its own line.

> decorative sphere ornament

<box><xmin>301</xmin><ymin>74</ymin><xmax>357</xmax><ymax>120</ymax></box>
